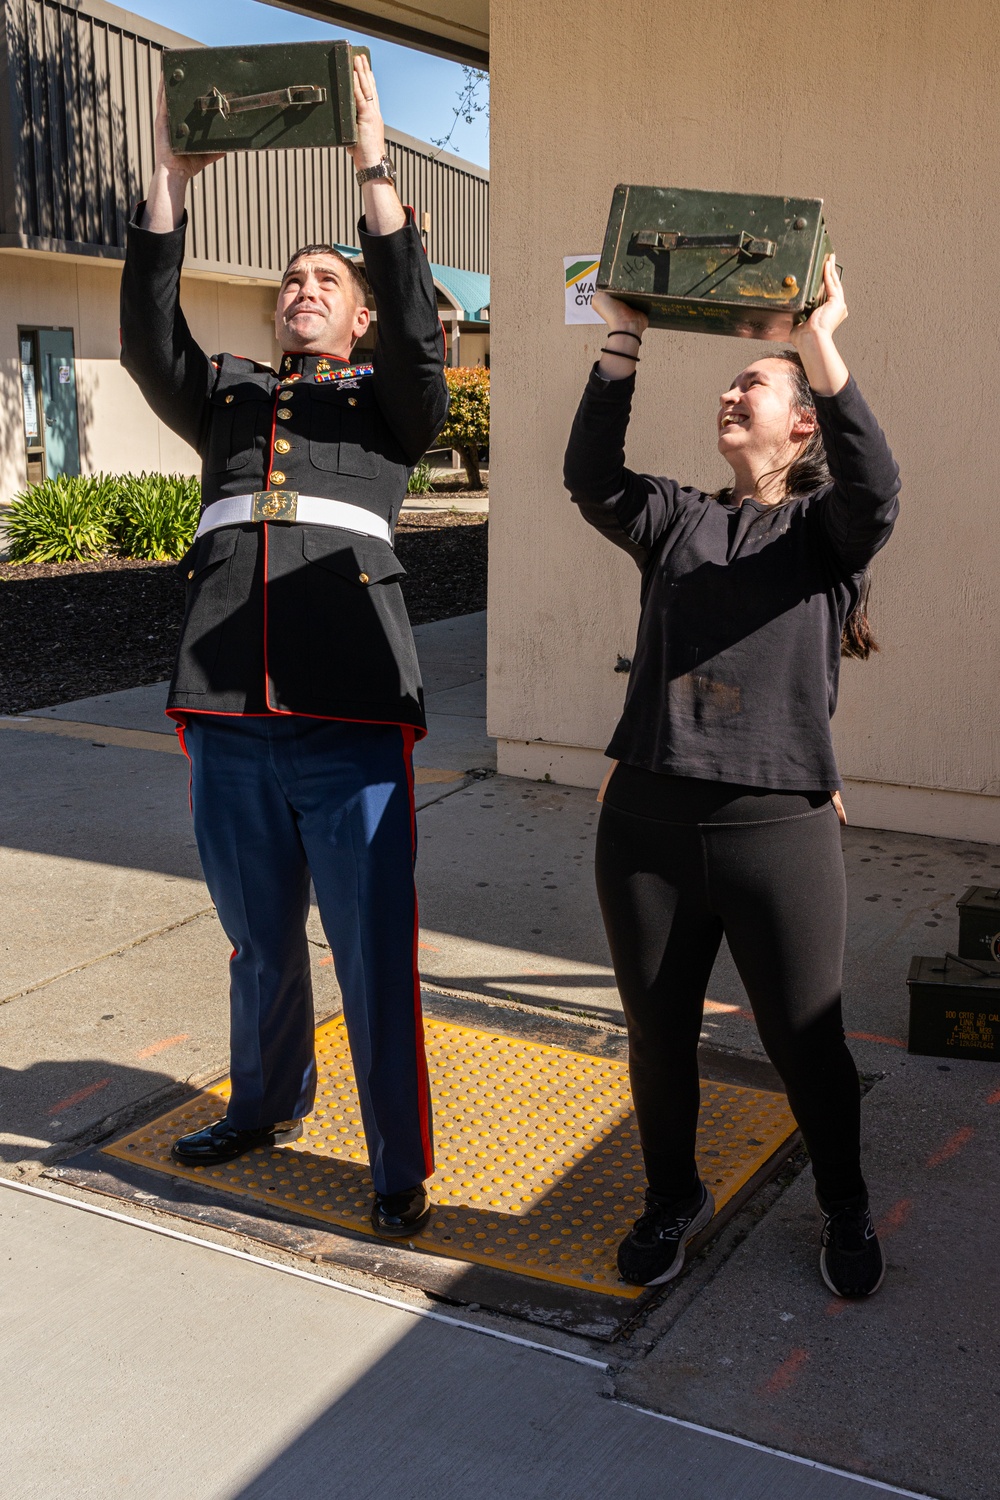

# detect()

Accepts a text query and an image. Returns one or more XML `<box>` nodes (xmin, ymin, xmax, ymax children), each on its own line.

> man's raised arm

<box><xmin>119</xmin><ymin>84</ymin><xmax>222</xmax><ymax>451</ymax></box>
<box><xmin>349</xmin><ymin>54</ymin><xmax>448</xmax><ymax>463</ymax></box>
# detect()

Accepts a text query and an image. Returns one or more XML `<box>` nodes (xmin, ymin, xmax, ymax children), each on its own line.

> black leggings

<box><xmin>595</xmin><ymin>765</ymin><xmax>864</xmax><ymax>1206</ymax></box>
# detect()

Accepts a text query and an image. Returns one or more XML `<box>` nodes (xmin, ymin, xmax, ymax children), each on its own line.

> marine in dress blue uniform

<box><xmin>120</xmin><ymin>58</ymin><xmax>447</xmax><ymax>1236</ymax></box>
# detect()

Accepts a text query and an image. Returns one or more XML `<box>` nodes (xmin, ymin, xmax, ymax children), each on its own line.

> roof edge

<box><xmin>262</xmin><ymin>1</ymin><xmax>488</xmax><ymax>69</ymax></box>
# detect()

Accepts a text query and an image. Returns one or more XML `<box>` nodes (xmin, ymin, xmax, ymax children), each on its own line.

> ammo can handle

<box><xmin>197</xmin><ymin>85</ymin><xmax>328</xmax><ymax>119</ymax></box>
<box><xmin>633</xmin><ymin>230</ymin><xmax>777</xmax><ymax>259</ymax></box>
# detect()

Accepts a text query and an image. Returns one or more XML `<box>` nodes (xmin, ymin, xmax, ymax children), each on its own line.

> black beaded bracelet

<box><xmin>606</xmin><ymin>330</ymin><xmax>642</xmax><ymax>344</ymax></box>
<box><xmin>601</xmin><ymin>346</ymin><xmax>639</xmax><ymax>362</ymax></box>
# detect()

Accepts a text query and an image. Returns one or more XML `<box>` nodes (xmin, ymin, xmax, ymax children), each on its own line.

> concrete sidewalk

<box><xmin>1</xmin><ymin>608</ymin><xmax>996</xmax><ymax>1497</ymax></box>
<box><xmin>0</xmin><ymin>1180</ymin><xmax>926</xmax><ymax>1499</ymax></box>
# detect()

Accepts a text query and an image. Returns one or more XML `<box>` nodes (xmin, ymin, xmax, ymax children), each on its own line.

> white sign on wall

<box><xmin>564</xmin><ymin>256</ymin><xmax>603</xmax><ymax>324</ymax></box>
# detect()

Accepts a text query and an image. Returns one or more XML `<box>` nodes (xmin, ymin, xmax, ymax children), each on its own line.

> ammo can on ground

<box><xmin>597</xmin><ymin>185</ymin><xmax>836</xmax><ymax>340</ymax></box>
<box><xmin>163</xmin><ymin>41</ymin><xmax>370</xmax><ymax>154</ymax></box>
<box><xmin>956</xmin><ymin>887</ymin><xmax>1000</xmax><ymax>963</ymax></box>
<box><xmin>906</xmin><ymin>954</ymin><xmax>1000</xmax><ymax>1062</ymax></box>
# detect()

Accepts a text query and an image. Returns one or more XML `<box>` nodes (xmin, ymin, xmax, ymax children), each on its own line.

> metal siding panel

<box><xmin>132</xmin><ymin>39</ymin><xmax>155</xmax><ymax>228</ymax></box>
<box><xmin>107</xmin><ymin>25</ymin><xmax>131</xmax><ymax>247</ymax></box>
<box><xmin>118</xmin><ymin>35</ymin><xmax>141</xmax><ymax>247</ymax></box>
<box><xmin>42</xmin><ymin>2</ymin><xmax>69</xmax><ymax>239</ymax></box>
<box><xmin>4</xmin><ymin>0</ymin><xmax>36</xmax><ymax>236</ymax></box>
<box><xmin>91</xmin><ymin>15</ymin><xmax>114</xmax><ymax>243</ymax></box>
<box><xmin>25</xmin><ymin>0</ymin><xmax>49</xmax><ymax>236</ymax></box>
<box><xmin>223</xmin><ymin>155</ymin><xmax>237</xmax><ymax>268</ymax></box>
<box><xmin>75</xmin><ymin>16</ymin><xmax>99</xmax><ymax>244</ymax></box>
<box><xmin>61</xmin><ymin>10</ymin><xmax>85</xmax><ymax>242</ymax></box>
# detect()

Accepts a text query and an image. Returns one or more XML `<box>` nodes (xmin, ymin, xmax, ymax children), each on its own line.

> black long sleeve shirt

<box><xmin>564</xmin><ymin>367</ymin><xmax>900</xmax><ymax>791</ymax></box>
<box><xmin>120</xmin><ymin>207</ymin><xmax>448</xmax><ymax>728</ymax></box>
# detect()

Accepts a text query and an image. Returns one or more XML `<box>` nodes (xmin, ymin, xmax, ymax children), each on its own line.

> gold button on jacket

<box><xmin>274</xmin><ymin>437</ymin><xmax>291</xmax><ymax>454</ymax></box>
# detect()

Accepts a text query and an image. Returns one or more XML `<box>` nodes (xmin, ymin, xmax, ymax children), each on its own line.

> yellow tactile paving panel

<box><xmin>104</xmin><ymin>1016</ymin><xmax>795</xmax><ymax>1298</ymax></box>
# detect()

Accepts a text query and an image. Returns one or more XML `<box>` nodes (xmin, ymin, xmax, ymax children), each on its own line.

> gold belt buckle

<box><xmin>251</xmin><ymin>490</ymin><xmax>298</xmax><ymax>523</ymax></box>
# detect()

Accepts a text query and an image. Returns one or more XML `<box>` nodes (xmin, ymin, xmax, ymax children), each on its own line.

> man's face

<box><xmin>274</xmin><ymin>254</ymin><xmax>370</xmax><ymax>356</ymax></box>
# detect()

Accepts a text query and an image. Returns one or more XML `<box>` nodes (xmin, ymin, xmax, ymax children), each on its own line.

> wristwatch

<box><xmin>356</xmin><ymin>155</ymin><xmax>396</xmax><ymax>186</ymax></box>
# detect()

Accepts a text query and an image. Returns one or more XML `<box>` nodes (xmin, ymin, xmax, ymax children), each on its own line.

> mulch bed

<box><xmin>0</xmin><ymin>512</ymin><xmax>487</xmax><ymax>715</ymax></box>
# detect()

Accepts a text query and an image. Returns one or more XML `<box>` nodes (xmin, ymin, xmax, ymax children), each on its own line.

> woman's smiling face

<box><xmin>717</xmin><ymin>357</ymin><xmax>814</xmax><ymax>464</ymax></box>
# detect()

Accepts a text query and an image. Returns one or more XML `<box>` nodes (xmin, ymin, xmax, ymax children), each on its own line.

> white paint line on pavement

<box><xmin>614</xmin><ymin>1400</ymin><xmax>938</xmax><ymax>1498</ymax></box>
<box><xmin>0</xmin><ymin>1177</ymin><xmax>608</xmax><ymax>1372</ymax></box>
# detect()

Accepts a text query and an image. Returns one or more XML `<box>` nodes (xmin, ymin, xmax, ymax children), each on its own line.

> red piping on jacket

<box><xmin>167</xmin><ymin>706</ymin><xmax>428</xmax><ymax>740</ymax></box>
<box><xmin>400</xmin><ymin>722</ymin><xmax>434</xmax><ymax>1179</ymax></box>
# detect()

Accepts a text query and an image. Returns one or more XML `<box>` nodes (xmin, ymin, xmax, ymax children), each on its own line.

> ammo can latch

<box><xmin>197</xmin><ymin>84</ymin><xmax>328</xmax><ymax>119</ymax></box>
<box><xmin>633</xmin><ymin>229</ymin><xmax>777</xmax><ymax>259</ymax></box>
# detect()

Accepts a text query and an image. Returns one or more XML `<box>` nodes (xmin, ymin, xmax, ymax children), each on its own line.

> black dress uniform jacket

<box><xmin>564</xmin><ymin>368</ymin><xmax>899</xmax><ymax>792</ymax></box>
<box><xmin>120</xmin><ymin>207</ymin><xmax>448</xmax><ymax>729</ymax></box>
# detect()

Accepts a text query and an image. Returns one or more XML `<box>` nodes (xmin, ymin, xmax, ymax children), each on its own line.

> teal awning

<box><xmin>430</xmin><ymin>263</ymin><xmax>490</xmax><ymax>323</ymax></box>
<box><xmin>343</xmin><ymin>244</ymin><xmax>489</xmax><ymax>323</ymax></box>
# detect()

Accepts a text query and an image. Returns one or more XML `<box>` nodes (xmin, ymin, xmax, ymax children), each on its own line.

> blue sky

<box><xmin>124</xmin><ymin>0</ymin><xmax>489</xmax><ymax>167</ymax></box>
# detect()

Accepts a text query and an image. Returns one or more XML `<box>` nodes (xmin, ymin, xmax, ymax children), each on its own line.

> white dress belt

<box><xmin>195</xmin><ymin>492</ymin><xmax>391</xmax><ymax>544</ymax></box>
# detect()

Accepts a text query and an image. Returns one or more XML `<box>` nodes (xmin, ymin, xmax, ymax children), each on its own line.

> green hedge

<box><xmin>4</xmin><ymin>473</ymin><xmax>202</xmax><ymax>563</ymax></box>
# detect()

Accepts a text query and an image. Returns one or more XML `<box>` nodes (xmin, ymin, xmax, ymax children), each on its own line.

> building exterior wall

<box><xmin>0</xmin><ymin>250</ymin><xmax>276</xmax><ymax>496</ymax></box>
<box><xmin>488</xmin><ymin>0</ymin><xmax>1000</xmax><ymax>841</ymax></box>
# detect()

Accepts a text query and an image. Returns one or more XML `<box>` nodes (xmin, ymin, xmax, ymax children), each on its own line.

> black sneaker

<box><xmin>820</xmin><ymin>1196</ymin><xmax>885</xmax><ymax>1297</ymax></box>
<box><xmin>616</xmin><ymin>1183</ymin><xmax>715</xmax><ymax>1286</ymax></box>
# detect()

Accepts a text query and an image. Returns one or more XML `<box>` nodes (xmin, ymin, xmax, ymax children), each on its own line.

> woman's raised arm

<box><xmin>592</xmin><ymin>291</ymin><xmax>649</xmax><ymax>380</ymax></box>
<box><xmin>789</xmin><ymin>257</ymin><xmax>850</xmax><ymax>396</ymax></box>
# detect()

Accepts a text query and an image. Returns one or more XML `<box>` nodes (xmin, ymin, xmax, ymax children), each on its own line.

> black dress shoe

<box><xmin>170</xmin><ymin>1117</ymin><xmax>303</xmax><ymax>1166</ymax></box>
<box><xmin>371</xmin><ymin>1183</ymin><xmax>431</xmax><ymax>1237</ymax></box>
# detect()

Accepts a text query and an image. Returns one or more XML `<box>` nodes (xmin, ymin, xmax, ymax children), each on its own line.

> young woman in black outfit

<box><xmin>563</xmin><ymin>259</ymin><xmax>899</xmax><ymax>1297</ymax></box>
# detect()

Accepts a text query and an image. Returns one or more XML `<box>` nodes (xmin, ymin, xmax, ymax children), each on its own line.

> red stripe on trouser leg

<box><xmin>400</xmin><ymin>723</ymin><xmax>434</xmax><ymax>1179</ymax></box>
<box><xmin>174</xmin><ymin>717</ymin><xmax>193</xmax><ymax>812</ymax></box>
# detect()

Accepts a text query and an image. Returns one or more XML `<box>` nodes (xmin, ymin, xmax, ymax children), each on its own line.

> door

<box><xmin>37</xmin><ymin>328</ymin><xmax>81</xmax><ymax>479</ymax></box>
<box><xmin>18</xmin><ymin>332</ymin><xmax>44</xmax><ymax>485</ymax></box>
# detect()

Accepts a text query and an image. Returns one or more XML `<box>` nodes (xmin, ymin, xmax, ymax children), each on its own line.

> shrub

<box><xmin>4</xmin><ymin>474</ymin><xmax>118</xmax><ymax>562</ymax></box>
<box><xmin>4</xmin><ymin>472</ymin><xmax>201</xmax><ymax>564</ymax></box>
<box><xmin>111</xmin><ymin>473</ymin><xmax>201</xmax><ymax>560</ymax></box>
<box><xmin>406</xmin><ymin>458</ymin><xmax>433</xmax><ymax>496</ymax></box>
<box><xmin>437</xmin><ymin>366</ymin><xmax>489</xmax><ymax>490</ymax></box>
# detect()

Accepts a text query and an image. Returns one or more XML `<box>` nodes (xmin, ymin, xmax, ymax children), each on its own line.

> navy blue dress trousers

<box><xmin>181</xmin><ymin>714</ymin><xmax>433</xmax><ymax>1195</ymax></box>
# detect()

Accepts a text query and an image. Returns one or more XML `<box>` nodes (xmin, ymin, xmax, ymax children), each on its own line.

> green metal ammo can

<box><xmin>906</xmin><ymin>954</ymin><xmax>1000</xmax><ymax>1061</ymax></box>
<box><xmin>597</xmin><ymin>185</ymin><xmax>836</xmax><ymax>340</ymax></box>
<box><xmin>956</xmin><ymin>887</ymin><xmax>1000</xmax><ymax>963</ymax></box>
<box><xmin>162</xmin><ymin>41</ymin><xmax>370</xmax><ymax>154</ymax></box>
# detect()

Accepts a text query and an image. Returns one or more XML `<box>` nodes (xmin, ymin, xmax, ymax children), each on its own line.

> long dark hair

<box><xmin>718</xmin><ymin>349</ymin><xmax>878</xmax><ymax>661</ymax></box>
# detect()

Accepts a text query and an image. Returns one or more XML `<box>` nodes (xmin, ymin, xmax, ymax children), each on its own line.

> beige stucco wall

<box><xmin>488</xmin><ymin>0</ymin><xmax>1000</xmax><ymax>841</ymax></box>
<box><xmin>459</xmin><ymin>331</ymin><xmax>490</xmax><ymax>366</ymax></box>
<box><xmin>0</xmin><ymin>252</ymin><xmax>278</xmax><ymax>502</ymax></box>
